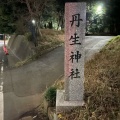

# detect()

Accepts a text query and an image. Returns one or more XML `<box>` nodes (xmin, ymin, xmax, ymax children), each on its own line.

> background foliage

<box><xmin>0</xmin><ymin>0</ymin><xmax>120</xmax><ymax>35</ymax></box>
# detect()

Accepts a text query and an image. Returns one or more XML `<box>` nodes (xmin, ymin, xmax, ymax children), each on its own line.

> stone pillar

<box><xmin>64</xmin><ymin>2</ymin><xmax>86</xmax><ymax>101</ymax></box>
<box><xmin>56</xmin><ymin>2</ymin><xmax>86</xmax><ymax>112</ymax></box>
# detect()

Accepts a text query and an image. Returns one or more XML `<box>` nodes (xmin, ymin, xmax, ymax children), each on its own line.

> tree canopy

<box><xmin>0</xmin><ymin>0</ymin><xmax>120</xmax><ymax>35</ymax></box>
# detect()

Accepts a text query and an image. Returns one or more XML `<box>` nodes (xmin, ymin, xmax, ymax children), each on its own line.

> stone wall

<box><xmin>7</xmin><ymin>35</ymin><xmax>34</xmax><ymax>61</ymax></box>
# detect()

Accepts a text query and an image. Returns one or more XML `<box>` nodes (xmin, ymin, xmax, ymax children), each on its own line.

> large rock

<box><xmin>7</xmin><ymin>35</ymin><xmax>34</xmax><ymax>61</ymax></box>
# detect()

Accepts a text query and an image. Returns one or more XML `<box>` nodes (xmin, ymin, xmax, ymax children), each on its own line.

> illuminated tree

<box><xmin>86</xmin><ymin>1</ymin><xmax>106</xmax><ymax>34</ymax></box>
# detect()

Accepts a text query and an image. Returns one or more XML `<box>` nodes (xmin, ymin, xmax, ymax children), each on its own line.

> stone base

<box><xmin>20</xmin><ymin>116</ymin><xmax>33</xmax><ymax>120</ymax></box>
<box><xmin>48</xmin><ymin>107</ymin><xmax>56</xmax><ymax>120</ymax></box>
<box><xmin>56</xmin><ymin>90</ymin><xmax>85</xmax><ymax>113</ymax></box>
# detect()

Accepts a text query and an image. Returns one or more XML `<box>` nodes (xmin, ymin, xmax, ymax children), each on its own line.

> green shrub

<box><xmin>45</xmin><ymin>86</ymin><xmax>57</xmax><ymax>106</ymax></box>
<box><xmin>24</xmin><ymin>32</ymin><xmax>32</xmax><ymax>41</ymax></box>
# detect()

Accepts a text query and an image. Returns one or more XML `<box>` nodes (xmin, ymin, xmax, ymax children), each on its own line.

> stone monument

<box><xmin>56</xmin><ymin>2</ymin><xmax>86</xmax><ymax>112</ymax></box>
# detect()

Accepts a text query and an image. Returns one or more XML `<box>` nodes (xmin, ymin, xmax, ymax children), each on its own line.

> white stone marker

<box><xmin>56</xmin><ymin>2</ymin><xmax>86</xmax><ymax>112</ymax></box>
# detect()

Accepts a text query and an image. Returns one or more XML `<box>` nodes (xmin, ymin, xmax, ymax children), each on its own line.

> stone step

<box><xmin>19</xmin><ymin>116</ymin><xmax>33</xmax><ymax>120</ymax></box>
<box><xmin>48</xmin><ymin>107</ymin><xmax>57</xmax><ymax>120</ymax></box>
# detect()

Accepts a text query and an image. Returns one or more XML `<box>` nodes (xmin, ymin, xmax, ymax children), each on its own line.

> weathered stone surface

<box><xmin>64</xmin><ymin>2</ymin><xmax>86</xmax><ymax>101</ymax></box>
<box><xmin>43</xmin><ymin>98</ymin><xmax>54</xmax><ymax>113</ymax></box>
<box><xmin>48</xmin><ymin>107</ymin><xmax>56</xmax><ymax>120</ymax></box>
<box><xmin>43</xmin><ymin>99</ymin><xmax>49</xmax><ymax>113</ymax></box>
<box><xmin>56</xmin><ymin>90</ymin><xmax>84</xmax><ymax>112</ymax></box>
<box><xmin>20</xmin><ymin>116</ymin><xmax>33</xmax><ymax>120</ymax></box>
<box><xmin>117</xmin><ymin>113</ymin><xmax>120</xmax><ymax>120</ymax></box>
<box><xmin>56</xmin><ymin>2</ymin><xmax>86</xmax><ymax>113</ymax></box>
<box><xmin>7</xmin><ymin>35</ymin><xmax>33</xmax><ymax>61</ymax></box>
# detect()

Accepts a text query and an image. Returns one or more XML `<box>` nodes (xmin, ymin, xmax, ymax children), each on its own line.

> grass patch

<box><xmin>41</xmin><ymin>29</ymin><xmax>64</xmax><ymax>36</ymax></box>
<box><xmin>32</xmin><ymin>29</ymin><xmax>64</xmax><ymax>59</ymax></box>
<box><xmin>56</xmin><ymin>36</ymin><xmax>120</xmax><ymax>120</ymax></box>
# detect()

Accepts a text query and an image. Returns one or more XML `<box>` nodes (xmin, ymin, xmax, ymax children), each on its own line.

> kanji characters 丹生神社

<box><xmin>68</xmin><ymin>13</ymin><xmax>83</xmax><ymax>80</ymax></box>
